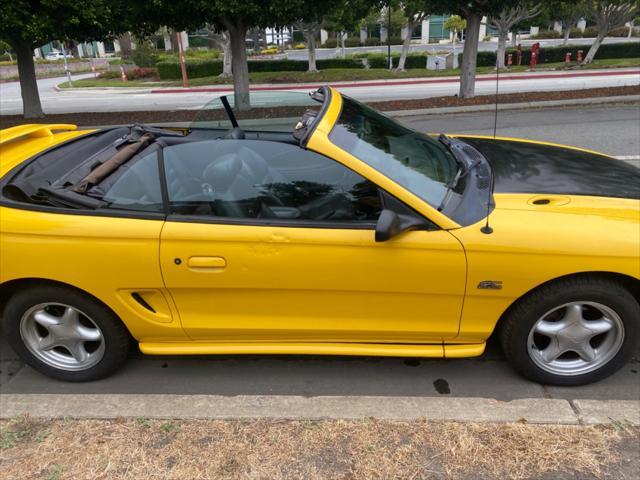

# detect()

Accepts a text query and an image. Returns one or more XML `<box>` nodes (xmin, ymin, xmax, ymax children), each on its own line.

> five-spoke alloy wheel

<box><xmin>20</xmin><ymin>303</ymin><xmax>106</xmax><ymax>371</ymax></box>
<box><xmin>3</xmin><ymin>285</ymin><xmax>131</xmax><ymax>382</ymax></box>
<box><xmin>501</xmin><ymin>277</ymin><xmax>639</xmax><ymax>386</ymax></box>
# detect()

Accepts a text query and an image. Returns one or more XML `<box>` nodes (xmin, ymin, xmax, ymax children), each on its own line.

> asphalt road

<box><xmin>0</xmin><ymin>103</ymin><xmax>638</xmax><ymax>400</ymax></box>
<box><xmin>1</xmin><ymin>68</ymin><xmax>638</xmax><ymax>114</ymax></box>
<box><xmin>402</xmin><ymin>103</ymin><xmax>640</xmax><ymax>157</ymax></box>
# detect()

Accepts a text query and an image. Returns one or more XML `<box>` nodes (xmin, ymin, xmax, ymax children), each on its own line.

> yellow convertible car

<box><xmin>0</xmin><ymin>87</ymin><xmax>638</xmax><ymax>385</ymax></box>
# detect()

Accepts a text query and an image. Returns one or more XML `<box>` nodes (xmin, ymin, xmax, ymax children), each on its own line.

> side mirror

<box><xmin>375</xmin><ymin>209</ymin><xmax>401</xmax><ymax>242</ymax></box>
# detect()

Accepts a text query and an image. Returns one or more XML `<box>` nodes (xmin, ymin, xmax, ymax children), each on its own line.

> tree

<box><xmin>429</xmin><ymin>0</ymin><xmax>513</xmax><ymax>98</ymax></box>
<box><xmin>213</xmin><ymin>1</ymin><xmax>302</xmax><ymax>109</ymax></box>
<box><xmin>543</xmin><ymin>1</ymin><xmax>587</xmax><ymax>45</ymax></box>
<box><xmin>323</xmin><ymin>1</ymin><xmax>374</xmax><ymax>58</ymax></box>
<box><xmin>395</xmin><ymin>1</ymin><xmax>430</xmax><ymax>71</ymax></box>
<box><xmin>584</xmin><ymin>1</ymin><xmax>638</xmax><ymax>63</ymax></box>
<box><xmin>488</xmin><ymin>3</ymin><xmax>541</xmax><ymax>68</ymax></box>
<box><xmin>204</xmin><ymin>26</ymin><xmax>232</xmax><ymax>77</ymax></box>
<box><xmin>0</xmin><ymin>0</ymin><xmax>126</xmax><ymax>118</ymax></box>
<box><xmin>444</xmin><ymin>14</ymin><xmax>466</xmax><ymax>57</ymax></box>
<box><xmin>294</xmin><ymin>0</ymin><xmax>344</xmax><ymax>72</ymax></box>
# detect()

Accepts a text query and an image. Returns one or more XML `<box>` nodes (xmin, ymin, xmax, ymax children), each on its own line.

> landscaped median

<box><xmin>1</xmin><ymin>395</ymin><xmax>638</xmax><ymax>479</ymax></box>
<box><xmin>57</xmin><ymin>55</ymin><xmax>640</xmax><ymax>89</ymax></box>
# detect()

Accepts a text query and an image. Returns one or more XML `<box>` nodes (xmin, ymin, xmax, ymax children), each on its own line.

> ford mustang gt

<box><xmin>0</xmin><ymin>87</ymin><xmax>638</xmax><ymax>384</ymax></box>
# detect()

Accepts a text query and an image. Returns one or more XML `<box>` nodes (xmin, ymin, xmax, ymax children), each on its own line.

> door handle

<box><xmin>187</xmin><ymin>256</ymin><xmax>227</xmax><ymax>269</ymax></box>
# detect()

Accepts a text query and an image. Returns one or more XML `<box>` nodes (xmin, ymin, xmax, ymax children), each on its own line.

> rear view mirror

<box><xmin>374</xmin><ymin>193</ymin><xmax>435</xmax><ymax>242</ymax></box>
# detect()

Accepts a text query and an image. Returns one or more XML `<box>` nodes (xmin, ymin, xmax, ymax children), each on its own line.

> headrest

<box><xmin>223</xmin><ymin>127</ymin><xmax>245</xmax><ymax>140</ymax></box>
<box><xmin>202</xmin><ymin>153</ymin><xmax>242</xmax><ymax>191</ymax></box>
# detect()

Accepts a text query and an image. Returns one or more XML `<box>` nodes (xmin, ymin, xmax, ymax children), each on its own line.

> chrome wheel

<box><xmin>19</xmin><ymin>303</ymin><xmax>105</xmax><ymax>371</ymax></box>
<box><xmin>527</xmin><ymin>301</ymin><xmax>625</xmax><ymax>377</ymax></box>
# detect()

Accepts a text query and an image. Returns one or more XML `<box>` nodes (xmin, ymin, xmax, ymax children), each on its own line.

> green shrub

<box><xmin>388</xmin><ymin>37</ymin><xmax>404</xmax><ymax>45</ymax></box>
<box><xmin>126</xmin><ymin>67</ymin><xmax>158</xmax><ymax>79</ymax></box>
<box><xmin>569</xmin><ymin>28</ymin><xmax>583</xmax><ymax>38</ymax></box>
<box><xmin>317</xmin><ymin>58</ymin><xmax>364</xmax><ymax>69</ymax></box>
<box><xmin>248</xmin><ymin>59</ymin><xmax>307</xmax><ymax>72</ymax></box>
<box><xmin>108</xmin><ymin>58</ymin><xmax>134</xmax><ymax>65</ymax></box>
<box><xmin>293</xmin><ymin>43</ymin><xmax>306</xmax><ymax>49</ymax></box>
<box><xmin>157</xmin><ymin>60</ymin><xmax>223</xmax><ymax>79</ymax></box>
<box><xmin>131</xmin><ymin>43</ymin><xmax>159</xmax><ymax>67</ymax></box>
<box><xmin>98</xmin><ymin>70</ymin><xmax>121</xmax><ymax>79</ymax></box>
<box><xmin>364</xmin><ymin>38</ymin><xmax>381</xmax><ymax>46</ymax></box>
<box><xmin>583</xmin><ymin>26</ymin><xmax>599</xmax><ymax>38</ymax></box>
<box><xmin>609</xmin><ymin>26</ymin><xmax>638</xmax><ymax>37</ymax></box>
<box><xmin>322</xmin><ymin>38</ymin><xmax>338</xmax><ymax>48</ymax></box>
<box><xmin>344</xmin><ymin>37</ymin><xmax>361</xmax><ymax>47</ymax></box>
<box><xmin>367</xmin><ymin>56</ymin><xmax>388</xmax><ymax>68</ymax></box>
<box><xmin>404</xmin><ymin>54</ymin><xmax>428</xmax><ymax>69</ymax></box>
<box><xmin>531</xmin><ymin>30</ymin><xmax>562</xmax><ymax>39</ymax></box>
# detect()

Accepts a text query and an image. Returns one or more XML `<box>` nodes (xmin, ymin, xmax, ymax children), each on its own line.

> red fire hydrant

<box><xmin>507</xmin><ymin>53</ymin><xmax>513</xmax><ymax>68</ymax></box>
<box><xmin>565</xmin><ymin>52</ymin><xmax>572</xmax><ymax>66</ymax></box>
<box><xmin>577</xmin><ymin>50</ymin><xmax>583</xmax><ymax>64</ymax></box>
<box><xmin>530</xmin><ymin>42</ymin><xmax>540</xmax><ymax>70</ymax></box>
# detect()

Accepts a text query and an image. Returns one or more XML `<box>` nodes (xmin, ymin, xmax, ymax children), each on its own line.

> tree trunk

<box><xmin>118</xmin><ymin>33</ymin><xmax>133</xmax><ymax>58</ymax></box>
<box><xmin>459</xmin><ymin>12</ymin><xmax>481</xmax><ymax>99</ymax></box>
<box><xmin>397</xmin><ymin>20</ymin><xmax>414</xmax><ymax>72</ymax></box>
<box><xmin>13</xmin><ymin>39</ymin><xmax>44</xmax><ymax>119</ymax></box>
<box><xmin>226</xmin><ymin>20</ymin><xmax>250</xmax><ymax>110</ymax></box>
<box><xmin>511</xmin><ymin>30</ymin><xmax>517</xmax><ymax>48</ymax></box>
<box><xmin>222</xmin><ymin>34</ymin><xmax>232</xmax><ymax>77</ymax></box>
<box><xmin>629</xmin><ymin>21</ymin><xmax>635</xmax><ymax>38</ymax></box>
<box><xmin>584</xmin><ymin>32</ymin><xmax>605</xmax><ymax>64</ymax></box>
<box><xmin>563</xmin><ymin>24</ymin><xmax>571</xmax><ymax>45</ymax></box>
<box><xmin>496</xmin><ymin>30</ymin><xmax>508</xmax><ymax>69</ymax></box>
<box><xmin>306</xmin><ymin>26</ymin><xmax>318</xmax><ymax>72</ymax></box>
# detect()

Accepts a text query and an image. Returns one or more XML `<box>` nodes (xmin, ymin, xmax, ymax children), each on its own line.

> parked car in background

<box><xmin>44</xmin><ymin>51</ymin><xmax>72</xmax><ymax>61</ymax></box>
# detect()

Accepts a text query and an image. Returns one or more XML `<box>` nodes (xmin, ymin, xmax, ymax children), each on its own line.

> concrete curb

<box><xmin>1</xmin><ymin>394</ymin><xmax>638</xmax><ymax>425</ymax></box>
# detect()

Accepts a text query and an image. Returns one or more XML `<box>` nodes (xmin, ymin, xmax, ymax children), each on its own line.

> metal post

<box><xmin>387</xmin><ymin>2</ymin><xmax>392</xmax><ymax>69</ymax></box>
<box><xmin>61</xmin><ymin>42</ymin><xmax>72</xmax><ymax>87</ymax></box>
<box><xmin>176</xmin><ymin>32</ymin><xmax>189</xmax><ymax>88</ymax></box>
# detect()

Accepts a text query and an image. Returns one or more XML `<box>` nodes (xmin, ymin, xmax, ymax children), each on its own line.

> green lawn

<box><xmin>58</xmin><ymin>57</ymin><xmax>640</xmax><ymax>89</ymax></box>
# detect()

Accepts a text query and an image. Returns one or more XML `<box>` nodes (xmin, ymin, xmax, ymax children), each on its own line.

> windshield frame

<box><xmin>303</xmin><ymin>88</ymin><xmax>461</xmax><ymax>230</ymax></box>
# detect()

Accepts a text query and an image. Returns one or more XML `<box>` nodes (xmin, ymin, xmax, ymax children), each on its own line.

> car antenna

<box><xmin>481</xmin><ymin>57</ymin><xmax>500</xmax><ymax>235</ymax></box>
<box><xmin>493</xmin><ymin>56</ymin><xmax>499</xmax><ymax>138</ymax></box>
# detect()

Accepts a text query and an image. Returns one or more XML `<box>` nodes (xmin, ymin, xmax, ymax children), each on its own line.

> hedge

<box><xmin>157</xmin><ymin>58</ymin><xmax>364</xmax><ymax>79</ymax></box>
<box><xmin>157</xmin><ymin>41</ymin><xmax>639</xmax><ymax>79</ymax></box>
<box><xmin>474</xmin><ymin>41</ymin><xmax>639</xmax><ymax>67</ymax></box>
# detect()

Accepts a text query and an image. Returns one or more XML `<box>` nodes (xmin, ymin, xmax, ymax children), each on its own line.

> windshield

<box><xmin>329</xmin><ymin>95</ymin><xmax>458</xmax><ymax>208</ymax></box>
<box><xmin>190</xmin><ymin>91</ymin><xmax>321</xmax><ymax>133</ymax></box>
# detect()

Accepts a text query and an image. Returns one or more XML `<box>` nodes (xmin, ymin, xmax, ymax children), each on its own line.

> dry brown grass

<box><xmin>0</xmin><ymin>416</ymin><xmax>635</xmax><ymax>480</ymax></box>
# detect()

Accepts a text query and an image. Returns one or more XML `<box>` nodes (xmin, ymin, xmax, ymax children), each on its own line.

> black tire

<box><xmin>2</xmin><ymin>285</ymin><xmax>131</xmax><ymax>382</ymax></box>
<box><xmin>500</xmin><ymin>276</ymin><xmax>639</xmax><ymax>386</ymax></box>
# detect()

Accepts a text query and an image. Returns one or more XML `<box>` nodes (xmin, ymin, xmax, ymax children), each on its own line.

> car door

<box><xmin>159</xmin><ymin>139</ymin><xmax>466</xmax><ymax>343</ymax></box>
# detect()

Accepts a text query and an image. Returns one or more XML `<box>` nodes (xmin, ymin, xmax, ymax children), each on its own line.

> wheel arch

<box><xmin>0</xmin><ymin>278</ymin><xmax>133</xmax><ymax>337</ymax></box>
<box><xmin>490</xmin><ymin>271</ymin><xmax>640</xmax><ymax>340</ymax></box>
